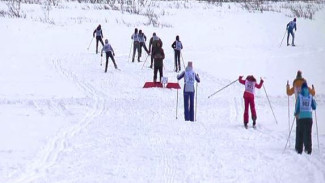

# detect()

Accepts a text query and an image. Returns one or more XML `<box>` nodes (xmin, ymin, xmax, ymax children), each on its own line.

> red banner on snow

<box><xmin>143</xmin><ymin>82</ymin><xmax>181</xmax><ymax>89</ymax></box>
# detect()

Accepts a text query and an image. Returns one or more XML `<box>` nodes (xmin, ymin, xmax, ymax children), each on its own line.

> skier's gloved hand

<box><xmin>312</xmin><ymin>84</ymin><xmax>314</xmax><ymax>89</ymax></box>
<box><xmin>239</xmin><ymin>76</ymin><xmax>243</xmax><ymax>80</ymax></box>
<box><xmin>113</xmin><ymin>53</ymin><xmax>115</xmax><ymax>56</ymax></box>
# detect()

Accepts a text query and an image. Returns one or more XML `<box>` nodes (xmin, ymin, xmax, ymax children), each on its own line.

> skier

<box><xmin>138</xmin><ymin>30</ymin><xmax>150</xmax><ymax>61</ymax></box>
<box><xmin>171</xmin><ymin>35</ymin><xmax>183</xmax><ymax>72</ymax></box>
<box><xmin>148</xmin><ymin>33</ymin><xmax>161</xmax><ymax>68</ymax></box>
<box><xmin>93</xmin><ymin>24</ymin><xmax>104</xmax><ymax>54</ymax></box>
<box><xmin>152</xmin><ymin>40</ymin><xmax>165</xmax><ymax>83</ymax></box>
<box><xmin>101</xmin><ymin>39</ymin><xmax>118</xmax><ymax>72</ymax></box>
<box><xmin>177</xmin><ymin>61</ymin><xmax>200</xmax><ymax>122</ymax></box>
<box><xmin>239</xmin><ymin>75</ymin><xmax>264</xmax><ymax>128</ymax></box>
<box><xmin>294</xmin><ymin>82</ymin><xmax>317</xmax><ymax>154</ymax></box>
<box><xmin>131</xmin><ymin>28</ymin><xmax>140</xmax><ymax>62</ymax></box>
<box><xmin>286</xmin><ymin>18</ymin><xmax>297</xmax><ymax>46</ymax></box>
<box><xmin>287</xmin><ymin>70</ymin><xmax>315</xmax><ymax>99</ymax></box>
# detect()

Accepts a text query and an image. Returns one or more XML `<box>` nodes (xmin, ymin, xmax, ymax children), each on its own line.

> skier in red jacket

<box><xmin>239</xmin><ymin>75</ymin><xmax>264</xmax><ymax>128</ymax></box>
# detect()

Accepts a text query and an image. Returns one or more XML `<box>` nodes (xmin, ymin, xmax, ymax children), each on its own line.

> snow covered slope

<box><xmin>0</xmin><ymin>1</ymin><xmax>324</xmax><ymax>183</ymax></box>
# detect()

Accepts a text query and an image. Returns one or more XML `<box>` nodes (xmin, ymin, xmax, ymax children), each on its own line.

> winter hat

<box><xmin>294</xmin><ymin>18</ymin><xmax>296</xmax><ymax>22</ymax></box>
<box><xmin>296</xmin><ymin>70</ymin><xmax>302</xmax><ymax>79</ymax></box>
<box><xmin>105</xmin><ymin>39</ymin><xmax>108</xmax><ymax>44</ymax></box>
<box><xmin>301</xmin><ymin>82</ymin><xmax>308</xmax><ymax>89</ymax></box>
<box><xmin>176</xmin><ymin>35</ymin><xmax>179</xmax><ymax>41</ymax></box>
<box><xmin>187</xmin><ymin>61</ymin><xmax>193</xmax><ymax>68</ymax></box>
<box><xmin>153</xmin><ymin>32</ymin><xmax>156</xmax><ymax>36</ymax></box>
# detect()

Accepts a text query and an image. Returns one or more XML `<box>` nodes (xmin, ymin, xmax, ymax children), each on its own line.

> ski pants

<box><xmin>287</xmin><ymin>29</ymin><xmax>295</xmax><ymax>45</ymax></box>
<box><xmin>105</xmin><ymin>52</ymin><xmax>117</xmax><ymax>72</ymax></box>
<box><xmin>243</xmin><ymin>97</ymin><xmax>256</xmax><ymax>124</ymax></box>
<box><xmin>174</xmin><ymin>50</ymin><xmax>181</xmax><ymax>70</ymax></box>
<box><xmin>139</xmin><ymin>42</ymin><xmax>149</xmax><ymax>58</ymax></box>
<box><xmin>153</xmin><ymin>64</ymin><xmax>163</xmax><ymax>82</ymax></box>
<box><xmin>295</xmin><ymin>118</ymin><xmax>313</xmax><ymax>154</ymax></box>
<box><xmin>96</xmin><ymin>36</ymin><xmax>104</xmax><ymax>53</ymax></box>
<box><xmin>132</xmin><ymin>41</ymin><xmax>140</xmax><ymax>62</ymax></box>
<box><xmin>184</xmin><ymin>91</ymin><xmax>195</xmax><ymax>121</ymax></box>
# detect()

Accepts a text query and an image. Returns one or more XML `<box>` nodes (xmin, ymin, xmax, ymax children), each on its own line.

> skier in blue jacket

<box><xmin>286</xmin><ymin>18</ymin><xmax>297</xmax><ymax>46</ymax></box>
<box><xmin>177</xmin><ymin>62</ymin><xmax>200</xmax><ymax>122</ymax></box>
<box><xmin>294</xmin><ymin>82</ymin><xmax>317</xmax><ymax>154</ymax></box>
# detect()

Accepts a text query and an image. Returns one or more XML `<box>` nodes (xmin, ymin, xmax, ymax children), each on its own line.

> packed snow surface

<box><xmin>0</xmin><ymin>1</ymin><xmax>324</xmax><ymax>183</ymax></box>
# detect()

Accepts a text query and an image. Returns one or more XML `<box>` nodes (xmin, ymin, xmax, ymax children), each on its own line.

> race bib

<box><xmin>299</xmin><ymin>94</ymin><xmax>312</xmax><ymax>112</ymax></box>
<box><xmin>245</xmin><ymin>81</ymin><xmax>255</xmax><ymax>94</ymax></box>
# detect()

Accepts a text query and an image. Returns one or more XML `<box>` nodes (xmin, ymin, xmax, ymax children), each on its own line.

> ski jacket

<box><xmin>294</xmin><ymin>88</ymin><xmax>316</xmax><ymax>119</ymax></box>
<box><xmin>101</xmin><ymin>43</ymin><xmax>114</xmax><ymax>55</ymax></box>
<box><xmin>239</xmin><ymin>76</ymin><xmax>263</xmax><ymax>99</ymax></box>
<box><xmin>177</xmin><ymin>66</ymin><xmax>200</xmax><ymax>92</ymax></box>
<box><xmin>287</xmin><ymin>78</ymin><xmax>315</xmax><ymax>99</ymax></box>
<box><xmin>138</xmin><ymin>33</ymin><xmax>147</xmax><ymax>43</ymax></box>
<box><xmin>93</xmin><ymin>28</ymin><xmax>103</xmax><ymax>38</ymax></box>
<box><xmin>131</xmin><ymin>33</ymin><xmax>139</xmax><ymax>42</ymax></box>
<box><xmin>149</xmin><ymin>36</ymin><xmax>161</xmax><ymax>51</ymax></box>
<box><xmin>172</xmin><ymin>40</ymin><xmax>183</xmax><ymax>51</ymax></box>
<box><xmin>287</xmin><ymin>21</ymin><xmax>297</xmax><ymax>32</ymax></box>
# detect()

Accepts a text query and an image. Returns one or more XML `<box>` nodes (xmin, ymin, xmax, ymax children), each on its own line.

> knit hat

<box><xmin>188</xmin><ymin>61</ymin><xmax>193</xmax><ymax>68</ymax></box>
<box><xmin>296</xmin><ymin>70</ymin><xmax>302</xmax><ymax>79</ymax></box>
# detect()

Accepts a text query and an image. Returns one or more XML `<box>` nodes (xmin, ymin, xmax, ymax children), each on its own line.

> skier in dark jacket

<box><xmin>152</xmin><ymin>40</ymin><xmax>164</xmax><ymax>83</ymax></box>
<box><xmin>294</xmin><ymin>82</ymin><xmax>316</xmax><ymax>154</ymax></box>
<box><xmin>177</xmin><ymin>62</ymin><xmax>200</xmax><ymax>122</ymax></box>
<box><xmin>131</xmin><ymin>28</ymin><xmax>140</xmax><ymax>62</ymax></box>
<box><xmin>101</xmin><ymin>39</ymin><xmax>118</xmax><ymax>72</ymax></box>
<box><xmin>239</xmin><ymin>75</ymin><xmax>264</xmax><ymax>128</ymax></box>
<box><xmin>148</xmin><ymin>33</ymin><xmax>161</xmax><ymax>68</ymax></box>
<box><xmin>138</xmin><ymin>30</ymin><xmax>150</xmax><ymax>61</ymax></box>
<box><xmin>93</xmin><ymin>24</ymin><xmax>104</xmax><ymax>54</ymax></box>
<box><xmin>172</xmin><ymin>35</ymin><xmax>183</xmax><ymax>72</ymax></box>
<box><xmin>286</xmin><ymin>18</ymin><xmax>297</xmax><ymax>46</ymax></box>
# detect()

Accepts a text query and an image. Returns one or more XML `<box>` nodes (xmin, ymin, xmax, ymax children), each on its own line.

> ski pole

<box><xmin>101</xmin><ymin>55</ymin><xmax>103</xmax><ymax>66</ymax></box>
<box><xmin>180</xmin><ymin>52</ymin><xmax>186</xmax><ymax>69</ymax></box>
<box><xmin>280</xmin><ymin>29</ymin><xmax>287</xmax><ymax>47</ymax></box>
<box><xmin>263</xmin><ymin>84</ymin><xmax>278</xmax><ymax>124</ymax></box>
<box><xmin>208</xmin><ymin>79</ymin><xmax>238</xmax><ymax>99</ymax></box>
<box><xmin>141</xmin><ymin>54</ymin><xmax>150</xmax><ymax>69</ymax></box>
<box><xmin>283</xmin><ymin>117</ymin><xmax>296</xmax><ymax>153</ymax></box>
<box><xmin>128</xmin><ymin>41</ymin><xmax>133</xmax><ymax>62</ymax></box>
<box><xmin>314</xmin><ymin>110</ymin><xmax>320</xmax><ymax>150</ymax></box>
<box><xmin>287</xmin><ymin>94</ymin><xmax>291</xmax><ymax>146</ymax></box>
<box><xmin>176</xmin><ymin>81</ymin><xmax>179</xmax><ymax>120</ymax></box>
<box><xmin>195</xmin><ymin>83</ymin><xmax>198</xmax><ymax>121</ymax></box>
<box><xmin>87</xmin><ymin>37</ymin><xmax>94</xmax><ymax>50</ymax></box>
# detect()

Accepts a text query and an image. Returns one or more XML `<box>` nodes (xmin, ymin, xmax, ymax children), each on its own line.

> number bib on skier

<box><xmin>185</xmin><ymin>71</ymin><xmax>195</xmax><ymax>86</ymax></box>
<box><xmin>176</xmin><ymin>41</ymin><xmax>182</xmax><ymax>50</ymax></box>
<box><xmin>245</xmin><ymin>81</ymin><xmax>255</xmax><ymax>94</ymax></box>
<box><xmin>299</xmin><ymin>94</ymin><xmax>312</xmax><ymax>112</ymax></box>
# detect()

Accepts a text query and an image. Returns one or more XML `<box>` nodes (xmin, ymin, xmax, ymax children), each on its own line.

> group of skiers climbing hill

<box><xmin>91</xmin><ymin>17</ymin><xmax>317</xmax><ymax>155</ymax></box>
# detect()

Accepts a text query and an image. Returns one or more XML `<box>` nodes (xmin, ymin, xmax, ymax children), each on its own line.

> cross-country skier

<box><xmin>287</xmin><ymin>70</ymin><xmax>315</xmax><ymax>99</ymax></box>
<box><xmin>138</xmin><ymin>30</ymin><xmax>150</xmax><ymax>61</ymax></box>
<box><xmin>131</xmin><ymin>28</ymin><xmax>140</xmax><ymax>62</ymax></box>
<box><xmin>286</xmin><ymin>18</ymin><xmax>297</xmax><ymax>46</ymax></box>
<box><xmin>172</xmin><ymin>35</ymin><xmax>183</xmax><ymax>72</ymax></box>
<box><xmin>93</xmin><ymin>24</ymin><xmax>104</xmax><ymax>54</ymax></box>
<box><xmin>294</xmin><ymin>82</ymin><xmax>317</xmax><ymax>154</ymax></box>
<box><xmin>239</xmin><ymin>75</ymin><xmax>264</xmax><ymax>128</ymax></box>
<box><xmin>149</xmin><ymin>33</ymin><xmax>161</xmax><ymax>68</ymax></box>
<box><xmin>101</xmin><ymin>39</ymin><xmax>118</xmax><ymax>72</ymax></box>
<box><xmin>152</xmin><ymin>40</ymin><xmax>165</xmax><ymax>83</ymax></box>
<box><xmin>177</xmin><ymin>62</ymin><xmax>200</xmax><ymax>122</ymax></box>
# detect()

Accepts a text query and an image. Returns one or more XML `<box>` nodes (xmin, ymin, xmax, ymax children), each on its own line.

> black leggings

<box><xmin>153</xmin><ymin>65</ymin><xmax>163</xmax><ymax>82</ymax></box>
<box><xmin>105</xmin><ymin>52</ymin><xmax>117</xmax><ymax>72</ymax></box>
<box><xmin>96</xmin><ymin>36</ymin><xmax>104</xmax><ymax>52</ymax></box>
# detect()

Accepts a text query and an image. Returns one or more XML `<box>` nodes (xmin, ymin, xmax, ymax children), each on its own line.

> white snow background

<box><xmin>0</xmin><ymin>1</ymin><xmax>325</xmax><ymax>183</ymax></box>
